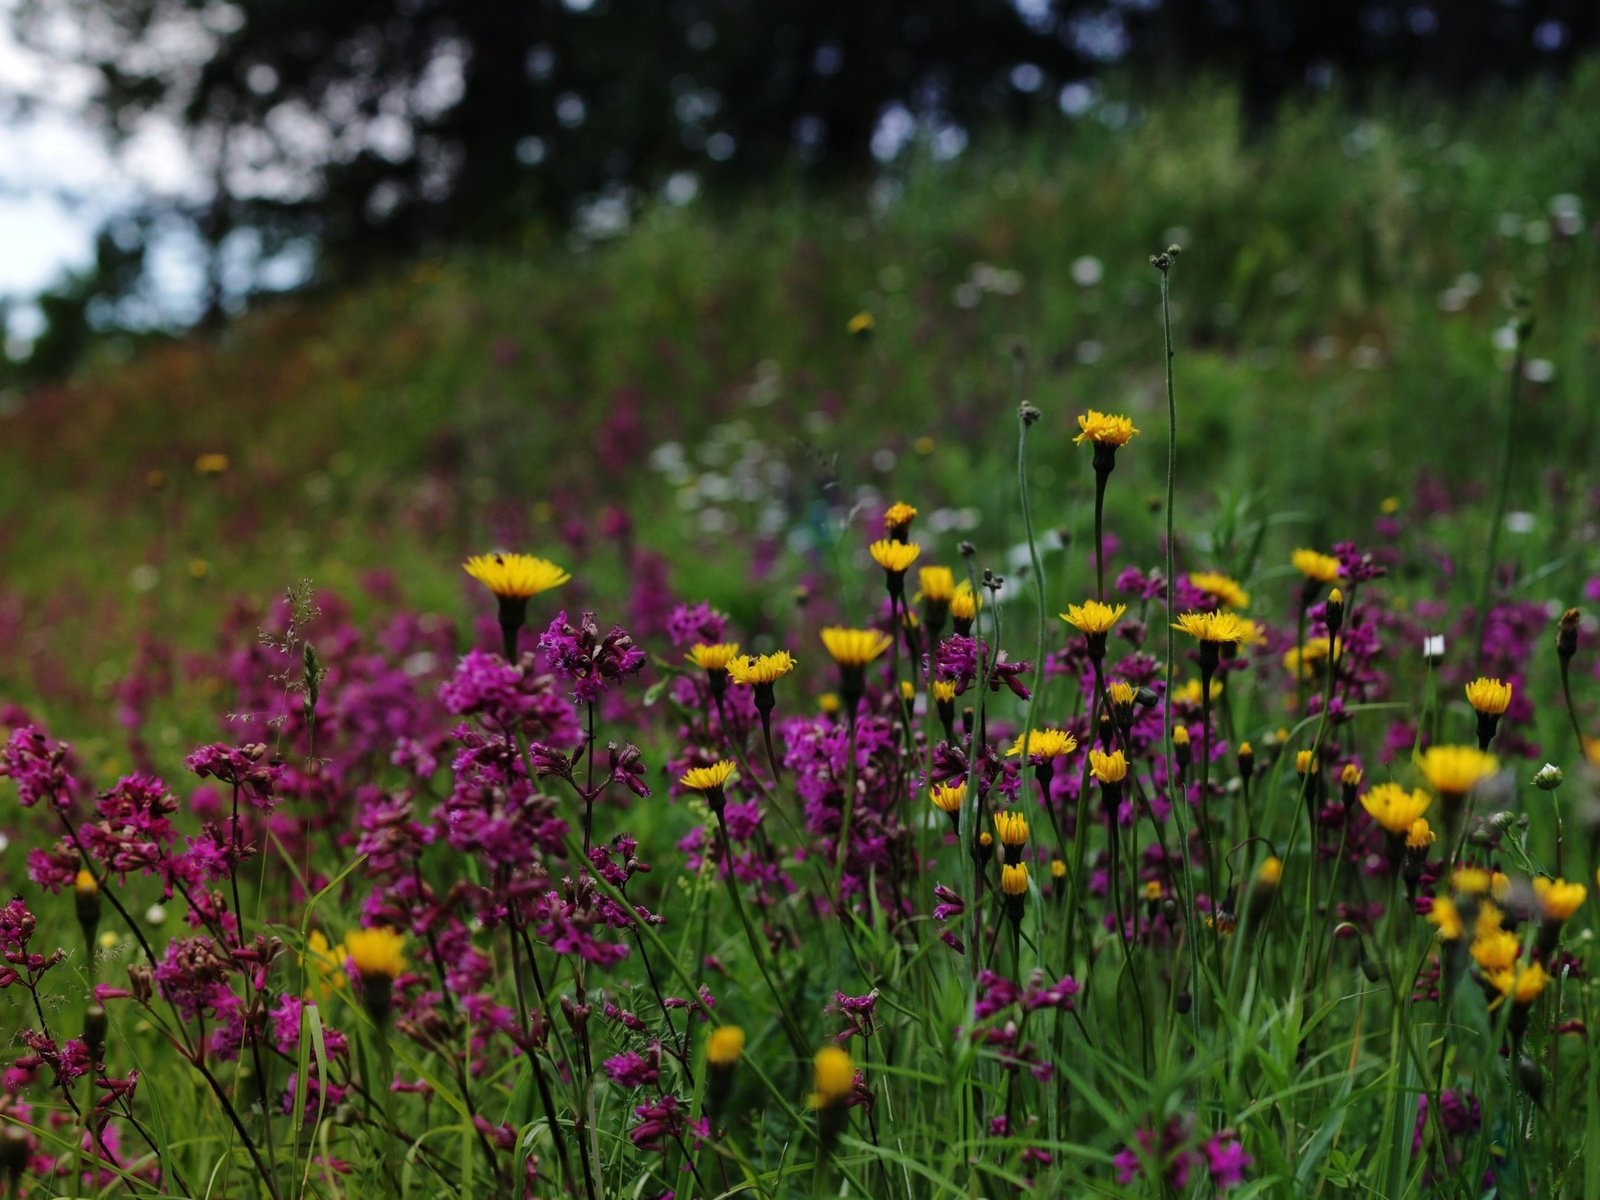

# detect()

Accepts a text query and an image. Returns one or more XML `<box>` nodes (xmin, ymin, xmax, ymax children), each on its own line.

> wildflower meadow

<box><xmin>5</xmin><ymin>77</ymin><xmax>1600</xmax><ymax>1200</ymax></box>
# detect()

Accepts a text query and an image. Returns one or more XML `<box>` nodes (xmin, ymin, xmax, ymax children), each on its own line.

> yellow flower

<box><xmin>1533</xmin><ymin>877</ymin><xmax>1587</xmax><ymax>922</ymax></box>
<box><xmin>1142</xmin><ymin>880</ymin><xmax>1162</xmax><ymax>902</ymax></box>
<box><xmin>809</xmin><ymin>1046</ymin><xmax>855</xmax><ymax>1109</ymax></box>
<box><xmin>195</xmin><ymin>452</ymin><xmax>230</xmax><ymax>475</ymax></box>
<box><xmin>74</xmin><ymin>869</ymin><xmax>99</xmax><ymax>897</ymax></box>
<box><xmin>930</xmin><ymin>782</ymin><xmax>966</xmax><ymax>815</ymax></box>
<box><xmin>1171</xmin><ymin>610</ymin><xmax>1252</xmax><ymax>645</ymax></box>
<box><xmin>1072</xmin><ymin>410</ymin><xmax>1140</xmax><ymax>447</ymax></box>
<box><xmin>847</xmin><ymin>312</ymin><xmax>875</xmax><ymax>336</ymax></box>
<box><xmin>707</xmin><ymin>1026</ymin><xmax>745</xmax><ymax>1068</ymax></box>
<box><xmin>303</xmin><ymin>930</ymin><xmax>349</xmax><ymax>1000</ymax></box>
<box><xmin>1172</xmin><ymin>726</ymin><xmax>1190</xmax><ymax>748</ymax></box>
<box><xmin>1380</xmin><ymin>496</ymin><xmax>1401</xmax><ymax>515</ymax></box>
<box><xmin>1188</xmin><ymin>571</ymin><xmax>1250</xmax><ymax>609</ymax></box>
<box><xmin>1470</xmin><ymin>929</ymin><xmax>1520</xmax><ymax>973</ymax></box>
<box><xmin>680</xmin><ymin>761</ymin><xmax>737</xmax><ymax>792</ymax></box>
<box><xmin>1005</xmin><ymin>729</ymin><xmax>1078</xmax><ymax>761</ymax></box>
<box><xmin>1060</xmin><ymin>600</ymin><xmax>1127</xmax><ymax>635</ymax></box>
<box><xmin>1405</xmin><ymin>819</ymin><xmax>1435</xmax><ymax>850</ymax></box>
<box><xmin>1464</xmin><ymin>678</ymin><xmax>1512</xmax><ymax>716</ymax></box>
<box><xmin>949</xmin><ymin>581</ymin><xmax>980</xmax><ymax>623</ymax></box>
<box><xmin>818</xmin><ymin>693</ymin><xmax>841</xmax><ymax>715</ymax></box>
<box><xmin>899</xmin><ymin>680</ymin><xmax>915</xmax><ymax>701</ymax></box>
<box><xmin>1000</xmin><ymin>863</ymin><xmax>1030</xmax><ymax>896</ymax></box>
<box><xmin>687</xmin><ymin>643</ymin><xmax>741</xmax><ymax>671</ymax></box>
<box><xmin>930</xmin><ymin>679</ymin><xmax>958</xmax><ymax>703</ymax></box>
<box><xmin>882</xmin><ymin>501</ymin><xmax>917</xmax><ymax>531</ymax></box>
<box><xmin>918</xmin><ymin>566</ymin><xmax>955</xmax><ymax>603</ymax></box>
<box><xmin>869</xmin><ymin>538</ymin><xmax>921</xmax><ymax>574</ymax></box>
<box><xmin>1488</xmin><ymin>961</ymin><xmax>1551</xmax><ymax>1006</ymax></box>
<box><xmin>1416</xmin><ymin>746</ymin><xmax>1497</xmax><ymax>797</ymax></box>
<box><xmin>820</xmin><ymin>627</ymin><xmax>894</xmax><ymax>667</ymax></box>
<box><xmin>463</xmin><ymin>553</ymin><xmax>572</xmax><ymax>600</ymax></box>
<box><xmin>728</xmin><ymin>651</ymin><xmax>796</xmax><ymax>686</ymax></box>
<box><xmin>345</xmin><ymin>927</ymin><xmax>406</xmax><ymax>980</ymax></box>
<box><xmin>993</xmin><ymin>810</ymin><xmax>1029</xmax><ymax>848</ymax></box>
<box><xmin>1360</xmin><ymin>782</ymin><xmax>1432</xmax><ymax>836</ymax></box>
<box><xmin>1291</xmin><ymin>549</ymin><xmax>1342</xmax><ymax>584</ymax></box>
<box><xmin>1051</xmin><ymin>860</ymin><xmax>1067</xmax><ymax>880</ymax></box>
<box><xmin>1089</xmin><ymin>748</ymin><xmax>1128</xmax><ymax>784</ymax></box>
<box><xmin>1107</xmin><ymin>680</ymin><xmax>1136</xmax><ymax>707</ymax></box>
<box><xmin>1426</xmin><ymin>897</ymin><xmax>1463</xmax><ymax>941</ymax></box>
<box><xmin>1283</xmin><ymin>638</ymin><xmax>1332</xmax><ymax>680</ymax></box>
<box><xmin>1452</xmin><ymin>866</ymin><xmax>1491</xmax><ymax>895</ymax></box>
<box><xmin>1174</xmin><ymin>678</ymin><xmax>1223</xmax><ymax>706</ymax></box>
<box><xmin>1295</xmin><ymin>750</ymin><xmax>1319</xmax><ymax>775</ymax></box>
<box><xmin>1341</xmin><ymin>763</ymin><xmax>1364</xmax><ymax>788</ymax></box>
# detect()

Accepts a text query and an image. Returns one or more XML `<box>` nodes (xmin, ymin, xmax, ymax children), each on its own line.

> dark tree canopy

<box><xmin>8</xmin><ymin>0</ymin><xmax>1598</xmax><ymax>360</ymax></box>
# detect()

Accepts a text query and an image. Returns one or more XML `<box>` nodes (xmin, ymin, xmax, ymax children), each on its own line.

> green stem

<box><xmin>1474</xmin><ymin>313</ymin><xmax>1529</xmax><ymax>670</ymax></box>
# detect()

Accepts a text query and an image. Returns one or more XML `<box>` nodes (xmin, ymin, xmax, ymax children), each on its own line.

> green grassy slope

<box><xmin>2</xmin><ymin>70</ymin><xmax>1598</xmax><ymax>735</ymax></box>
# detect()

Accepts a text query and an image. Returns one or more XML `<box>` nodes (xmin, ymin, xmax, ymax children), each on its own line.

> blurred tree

<box><xmin>5</xmin><ymin>0</ymin><xmax>1597</xmax><ymax>369</ymax></box>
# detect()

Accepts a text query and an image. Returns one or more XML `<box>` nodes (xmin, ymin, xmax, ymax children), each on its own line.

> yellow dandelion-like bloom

<box><xmin>869</xmin><ymin>538</ymin><xmax>921</xmax><ymax>574</ymax></box>
<box><xmin>809</xmin><ymin>1046</ymin><xmax>855</xmax><ymax>1109</ymax></box>
<box><xmin>687</xmin><ymin>643</ymin><xmax>741</xmax><ymax>671</ymax></box>
<box><xmin>728</xmin><ymin>651</ymin><xmax>796</xmax><ymax>686</ymax></box>
<box><xmin>918</xmin><ymin>566</ymin><xmax>955</xmax><ymax>603</ymax></box>
<box><xmin>820</xmin><ymin>627</ymin><xmax>894</xmax><ymax>667</ymax></box>
<box><xmin>847</xmin><ymin>312</ymin><xmax>875</xmax><ymax>336</ymax></box>
<box><xmin>1406</xmin><ymin>818</ymin><xmax>1435</xmax><ymax>850</ymax></box>
<box><xmin>707</xmin><ymin>1026</ymin><xmax>745</xmax><ymax>1068</ymax></box>
<box><xmin>1452</xmin><ymin>866</ymin><xmax>1491</xmax><ymax>895</ymax></box>
<box><xmin>680</xmin><ymin>761</ymin><xmax>737</xmax><ymax>792</ymax></box>
<box><xmin>949</xmin><ymin>581</ymin><xmax>980</xmax><ymax>622</ymax></box>
<box><xmin>463</xmin><ymin>553</ymin><xmax>572</xmax><ymax>600</ymax></box>
<box><xmin>1171</xmin><ymin>610</ymin><xmax>1253</xmax><ymax>645</ymax></box>
<box><xmin>1283</xmin><ymin>638</ymin><xmax>1332</xmax><ymax>680</ymax></box>
<box><xmin>1295</xmin><ymin>749</ymin><xmax>1319</xmax><ymax>775</ymax></box>
<box><xmin>1188</xmin><ymin>571</ymin><xmax>1251</xmax><ymax>610</ymax></box>
<box><xmin>1142</xmin><ymin>880</ymin><xmax>1163</xmax><ymax>902</ymax></box>
<box><xmin>195</xmin><ymin>452</ymin><xmax>230</xmax><ymax>476</ymax></box>
<box><xmin>1107</xmin><ymin>680</ymin><xmax>1136</xmax><ymax>707</ymax></box>
<box><xmin>1089</xmin><ymin>748</ymin><xmax>1128</xmax><ymax>784</ymax></box>
<box><xmin>1341</xmin><ymin>763</ymin><xmax>1364</xmax><ymax>788</ymax></box>
<box><xmin>303</xmin><ymin>930</ymin><xmax>349</xmax><ymax>1001</ymax></box>
<box><xmin>1255</xmin><ymin>857</ymin><xmax>1283</xmax><ymax>888</ymax></box>
<box><xmin>930</xmin><ymin>679</ymin><xmax>958</xmax><ymax>703</ymax></box>
<box><xmin>1533</xmin><ymin>877</ymin><xmax>1587</xmax><ymax>922</ymax></box>
<box><xmin>1172</xmin><ymin>725</ymin><xmax>1190</xmax><ymax>748</ymax></box>
<box><xmin>1072</xmin><ymin>410</ymin><xmax>1140</xmax><ymax>447</ymax></box>
<box><xmin>345</xmin><ymin>927</ymin><xmax>406</xmax><ymax>980</ymax></box>
<box><xmin>74</xmin><ymin>869</ymin><xmax>99</xmax><ymax>897</ymax></box>
<box><xmin>898</xmin><ymin>680</ymin><xmax>915</xmax><ymax>701</ymax></box>
<box><xmin>1488</xmin><ymin>961</ymin><xmax>1551</xmax><ymax>1006</ymax></box>
<box><xmin>1061</xmin><ymin>600</ymin><xmax>1127</xmax><ymax>635</ymax></box>
<box><xmin>1000</xmin><ymin>863</ymin><xmax>1030</xmax><ymax>896</ymax></box>
<box><xmin>1464</xmin><ymin>678</ymin><xmax>1512</xmax><ymax>716</ymax></box>
<box><xmin>1360</xmin><ymin>783</ymin><xmax>1432</xmax><ymax>836</ymax></box>
<box><xmin>1291</xmin><ymin>549</ymin><xmax>1342</xmax><ymax>584</ymax></box>
<box><xmin>1416</xmin><ymin>746</ymin><xmax>1497</xmax><ymax>797</ymax></box>
<box><xmin>818</xmin><ymin>693</ymin><xmax>841</xmax><ymax>715</ymax></box>
<box><xmin>1470</xmin><ymin>929</ymin><xmax>1520</xmax><ymax>973</ymax></box>
<box><xmin>1174</xmin><ymin>678</ymin><xmax>1224</xmax><ymax>706</ymax></box>
<box><xmin>993</xmin><ymin>810</ymin><xmax>1029</xmax><ymax>847</ymax></box>
<box><xmin>977</xmin><ymin>831</ymin><xmax>993</xmax><ymax>850</ymax></box>
<box><xmin>1005</xmin><ymin>728</ymin><xmax>1078</xmax><ymax>761</ymax></box>
<box><xmin>1475</xmin><ymin>901</ymin><xmax>1504</xmax><ymax>937</ymax></box>
<box><xmin>1050</xmin><ymin>860</ymin><xmax>1067</xmax><ymax>880</ymax></box>
<box><xmin>930</xmin><ymin>782</ymin><xmax>966</xmax><ymax>815</ymax></box>
<box><xmin>1426</xmin><ymin>897</ymin><xmax>1463</xmax><ymax>941</ymax></box>
<box><xmin>882</xmin><ymin>501</ymin><xmax>917</xmax><ymax>531</ymax></box>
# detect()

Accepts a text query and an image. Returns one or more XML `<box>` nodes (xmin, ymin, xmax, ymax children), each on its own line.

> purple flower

<box><xmin>603</xmin><ymin>1045</ymin><xmax>662</xmax><ymax>1089</ymax></box>
<box><xmin>538</xmin><ymin>611</ymin><xmax>648</xmax><ymax>703</ymax></box>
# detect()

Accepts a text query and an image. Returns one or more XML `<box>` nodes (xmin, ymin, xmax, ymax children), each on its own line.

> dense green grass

<box><xmin>4</xmin><ymin>69</ymin><xmax>1599</xmax><ymax>740</ymax></box>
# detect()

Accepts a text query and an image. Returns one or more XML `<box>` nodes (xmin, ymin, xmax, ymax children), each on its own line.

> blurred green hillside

<box><xmin>3</xmin><ymin>71</ymin><xmax>1598</xmax><ymax>735</ymax></box>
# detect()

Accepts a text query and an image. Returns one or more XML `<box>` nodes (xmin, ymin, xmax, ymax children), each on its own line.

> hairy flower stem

<box><xmin>1154</xmin><ymin>249</ymin><xmax>1205</xmax><ymax>1032</ymax></box>
<box><xmin>509</xmin><ymin>921</ymin><xmax>579</xmax><ymax>1196</ymax></box>
<box><xmin>1474</xmin><ymin>310</ymin><xmax>1530</xmax><ymax>671</ymax></box>
<box><xmin>1092</xmin><ymin>467</ymin><xmax>1110</xmax><ymax>602</ymax></box>
<box><xmin>1015</xmin><ymin>364</ymin><xmax>1049</xmax><ymax>767</ymax></box>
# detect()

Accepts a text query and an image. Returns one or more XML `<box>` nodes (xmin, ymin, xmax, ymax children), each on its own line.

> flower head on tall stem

<box><xmin>869</xmin><ymin>539</ymin><xmax>921</xmax><ymax>600</ymax></box>
<box><xmin>680</xmin><ymin>760</ymin><xmax>737</xmax><ymax>817</ymax></box>
<box><xmin>883</xmin><ymin>502</ymin><xmax>918</xmax><ymax>542</ymax></box>
<box><xmin>687</xmin><ymin>642</ymin><xmax>741</xmax><ymax>704</ymax></box>
<box><xmin>345</xmin><ymin>926</ymin><xmax>406</xmax><ymax>1023</ymax></box>
<box><xmin>949</xmin><ymin>581</ymin><xmax>981</xmax><ymax>635</ymax></box>
<box><xmin>918</xmin><ymin>566</ymin><xmax>955</xmax><ymax>639</ymax></box>
<box><xmin>1062</xmin><ymin>600</ymin><xmax>1127</xmax><ymax>662</ymax></box>
<box><xmin>820</xmin><ymin>627</ymin><xmax>893</xmax><ymax>724</ymax></box>
<box><xmin>1291</xmin><ymin>548</ymin><xmax>1342</xmax><ymax>587</ymax></box>
<box><xmin>1188</xmin><ymin>571</ymin><xmax>1250</xmax><ymax>610</ymax></box>
<box><xmin>1465</xmin><ymin>677</ymin><xmax>1512</xmax><ymax>749</ymax></box>
<box><xmin>464</xmin><ymin>552</ymin><xmax>571</xmax><ymax>662</ymax></box>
